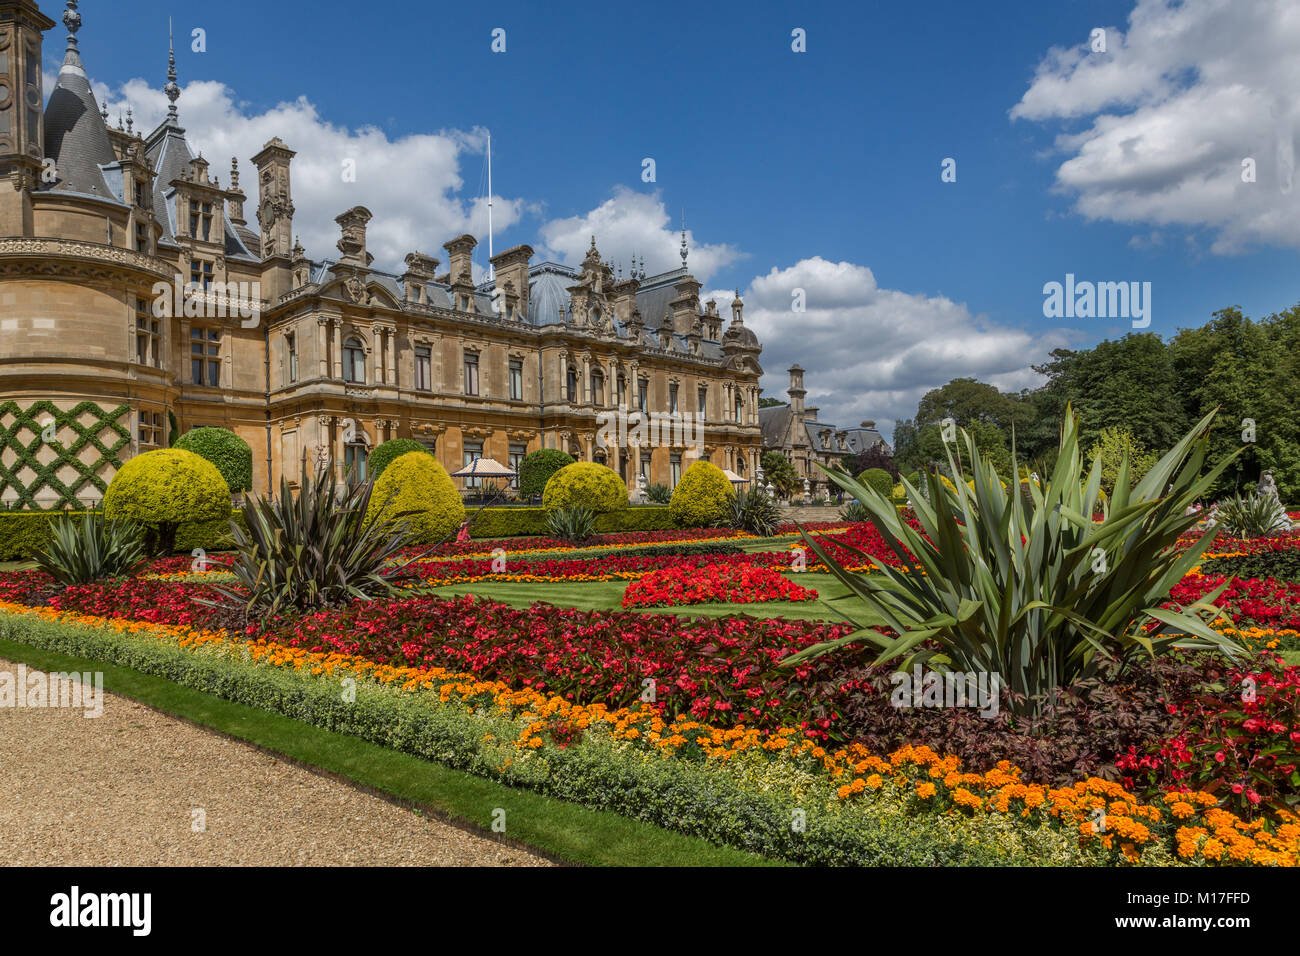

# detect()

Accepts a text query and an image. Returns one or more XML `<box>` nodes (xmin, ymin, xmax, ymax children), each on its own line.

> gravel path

<box><xmin>0</xmin><ymin>659</ymin><xmax>550</xmax><ymax>866</ymax></box>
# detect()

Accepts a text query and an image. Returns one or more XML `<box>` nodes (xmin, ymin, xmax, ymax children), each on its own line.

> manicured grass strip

<box><xmin>432</xmin><ymin>572</ymin><xmax>853</xmax><ymax>622</ymax></box>
<box><xmin>0</xmin><ymin>636</ymin><xmax>780</xmax><ymax>868</ymax></box>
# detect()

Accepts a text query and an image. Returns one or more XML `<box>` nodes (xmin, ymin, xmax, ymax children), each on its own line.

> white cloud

<box><xmin>536</xmin><ymin>186</ymin><xmax>744</xmax><ymax>281</ymax></box>
<box><xmin>715</xmin><ymin>258</ymin><xmax>1070</xmax><ymax>441</ymax></box>
<box><xmin>94</xmin><ymin>78</ymin><xmax>529</xmax><ymax>271</ymax></box>
<box><xmin>1012</xmin><ymin>0</ymin><xmax>1300</xmax><ymax>253</ymax></box>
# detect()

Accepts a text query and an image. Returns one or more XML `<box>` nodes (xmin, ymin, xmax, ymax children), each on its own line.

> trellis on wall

<box><xmin>0</xmin><ymin>400</ymin><xmax>132</xmax><ymax>510</ymax></box>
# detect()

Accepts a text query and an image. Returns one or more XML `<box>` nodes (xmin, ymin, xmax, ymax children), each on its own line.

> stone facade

<box><xmin>0</xmin><ymin>2</ymin><xmax>764</xmax><ymax>506</ymax></box>
<box><xmin>759</xmin><ymin>364</ymin><xmax>888</xmax><ymax>494</ymax></box>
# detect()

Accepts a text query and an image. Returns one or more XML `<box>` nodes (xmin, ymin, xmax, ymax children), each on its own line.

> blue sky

<box><xmin>55</xmin><ymin>0</ymin><xmax>1300</xmax><ymax>438</ymax></box>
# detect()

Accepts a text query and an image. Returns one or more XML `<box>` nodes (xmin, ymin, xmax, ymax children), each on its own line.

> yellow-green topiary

<box><xmin>669</xmin><ymin>460</ymin><xmax>736</xmax><ymax>527</ymax></box>
<box><xmin>542</xmin><ymin>462</ymin><xmax>628</xmax><ymax>514</ymax></box>
<box><xmin>366</xmin><ymin>451</ymin><xmax>465</xmax><ymax>544</ymax></box>
<box><xmin>103</xmin><ymin>448</ymin><xmax>231</xmax><ymax>555</ymax></box>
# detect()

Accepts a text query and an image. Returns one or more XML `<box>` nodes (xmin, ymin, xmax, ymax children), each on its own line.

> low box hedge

<box><xmin>468</xmin><ymin>505</ymin><xmax>675</xmax><ymax>539</ymax></box>
<box><xmin>0</xmin><ymin>510</ymin><xmax>247</xmax><ymax>561</ymax></box>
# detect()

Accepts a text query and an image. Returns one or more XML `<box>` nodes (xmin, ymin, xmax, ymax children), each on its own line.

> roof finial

<box><xmin>126</xmin><ymin>106</ymin><xmax>133</xmax><ymax>134</ymax></box>
<box><xmin>62</xmin><ymin>1</ymin><xmax>81</xmax><ymax>54</ymax></box>
<box><xmin>680</xmin><ymin>210</ymin><xmax>688</xmax><ymax>271</ymax></box>
<box><xmin>164</xmin><ymin>17</ymin><xmax>181</xmax><ymax>121</ymax></box>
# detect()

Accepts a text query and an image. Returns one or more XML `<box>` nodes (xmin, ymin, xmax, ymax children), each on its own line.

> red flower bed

<box><xmin>1168</xmin><ymin>574</ymin><xmax>1300</xmax><ymax>631</ymax></box>
<box><xmin>622</xmin><ymin>563</ymin><xmax>818</xmax><ymax>608</ymax></box>
<box><xmin>259</xmin><ymin>593</ymin><xmax>860</xmax><ymax>735</ymax></box>
<box><xmin>395</xmin><ymin>526</ymin><xmax>756</xmax><ymax>559</ymax></box>
<box><xmin>1116</xmin><ymin>658</ymin><xmax>1300</xmax><ymax>816</ymax></box>
<box><xmin>413</xmin><ymin>549</ymin><xmax>797</xmax><ymax>584</ymax></box>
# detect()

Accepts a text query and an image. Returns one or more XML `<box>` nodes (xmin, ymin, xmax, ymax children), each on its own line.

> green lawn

<box><xmin>428</xmin><ymin>571</ymin><xmax>855</xmax><ymax>622</ymax></box>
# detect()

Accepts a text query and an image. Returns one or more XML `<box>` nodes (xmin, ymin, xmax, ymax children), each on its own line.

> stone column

<box><xmin>331</xmin><ymin>321</ymin><xmax>343</xmax><ymax>380</ymax></box>
<box><xmin>373</xmin><ymin>326</ymin><xmax>385</xmax><ymax>383</ymax></box>
<box><xmin>317</xmin><ymin>318</ymin><xmax>329</xmax><ymax>378</ymax></box>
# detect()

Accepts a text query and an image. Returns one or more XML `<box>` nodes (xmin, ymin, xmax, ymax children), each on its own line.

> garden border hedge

<box><xmin>0</xmin><ymin>609</ymin><xmax>1108</xmax><ymax>867</ymax></box>
<box><xmin>468</xmin><ymin>505</ymin><xmax>675</xmax><ymax>539</ymax></box>
<box><xmin>0</xmin><ymin>511</ymin><xmax>247</xmax><ymax>561</ymax></box>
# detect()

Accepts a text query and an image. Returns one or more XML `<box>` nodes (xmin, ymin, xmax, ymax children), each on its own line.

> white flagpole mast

<box><xmin>486</xmin><ymin>131</ymin><xmax>494</xmax><ymax>281</ymax></box>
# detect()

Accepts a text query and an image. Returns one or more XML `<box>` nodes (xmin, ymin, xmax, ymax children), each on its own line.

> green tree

<box><xmin>1088</xmin><ymin>427</ymin><xmax>1157</xmax><ymax>497</ymax></box>
<box><xmin>760</xmin><ymin>451</ymin><xmax>799</xmax><ymax>498</ymax></box>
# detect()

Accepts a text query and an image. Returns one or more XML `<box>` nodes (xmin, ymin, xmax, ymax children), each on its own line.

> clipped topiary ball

<box><xmin>368</xmin><ymin>438</ymin><xmax>431</xmax><ymax>480</ymax></box>
<box><xmin>103</xmin><ymin>448</ymin><xmax>231</xmax><ymax>554</ymax></box>
<box><xmin>857</xmin><ymin>467</ymin><xmax>894</xmax><ymax>500</ymax></box>
<box><xmin>174</xmin><ymin>426</ymin><xmax>252</xmax><ymax>493</ymax></box>
<box><xmin>519</xmin><ymin>448</ymin><xmax>576</xmax><ymax>499</ymax></box>
<box><xmin>542</xmin><ymin>461</ymin><xmax>628</xmax><ymax>514</ymax></box>
<box><xmin>669</xmin><ymin>460</ymin><xmax>736</xmax><ymax>527</ymax></box>
<box><xmin>366</xmin><ymin>451</ymin><xmax>465</xmax><ymax>544</ymax></box>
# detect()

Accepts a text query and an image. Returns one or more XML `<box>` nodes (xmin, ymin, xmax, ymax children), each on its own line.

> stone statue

<box><xmin>1258</xmin><ymin>470</ymin><xmax>1280</xmax><ymax>502</ymax></box>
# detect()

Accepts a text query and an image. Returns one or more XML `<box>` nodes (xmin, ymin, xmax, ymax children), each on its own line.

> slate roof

<box><xmin>143</xmin><ymin>117</ymin><xmax>257</xmax><ymax>260</ymax></box>
<box><xmin>40</xmin><ymin>43</ymin><xmax>119</xmax><ymax>202</ymax></box>
<box><xmin>760</xmin><ymin>403</ymin><xmax>888</xmax><ymax>456</ymax></box>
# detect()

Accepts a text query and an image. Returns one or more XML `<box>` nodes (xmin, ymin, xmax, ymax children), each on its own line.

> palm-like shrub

<box><xmin>1216</xmin><ymin>491</ymin><xmax>1292</xmax><ymax>539</ymax></box>
<box><xmin>726</xmin><ymin>487</ymin><xmax>782</xmax><ymax>536</ymax></box>
<box><xmin>173</xmin><ymin>426</ymin><xmax>253</xmax><ymax>494</ymax></box>
<box><xmin>840</xmin><ymin>500</ymin><xmax>872</xmax><ymax>523</ymax></box>
<box><xmin>366</xmin><ymin>451</ymin><xmax>465</xmax><ymax>544</ymax></box>
<box><xmin>33</xmin><ymin>511</ymin><xmax>145</xmax><ymax>585</ymax></box>
<box><xmin>786</xmin><ymin>407</ymin><xmax>1245</xmax><ymax>718</ymax></box>
<box><xmin>542</xmin><ymin>462</ymin><xmax>628</xmax><ymax>513</ymax></box>
<box><xmin>220</xmin><ymin>467</ymin><xmax>412</xmax><ymax>618</ymax></box>
<box><xmin>546</xmin><ymin>505</ymin><xmax>597</xmax><ymax>542</ymax></box>
<box><xmin>669</xmin><ymin>461</ymin><xmax>735</xmax><ymax>527</ymax></box>
<box><xmin>646</xmin><ymin>482</ymin><xmax>673</xmax><ymax>504</ymax></box>
<box><xmin>103</xmin><ymin>449</ymin><xmax>231</xmax><ymax>555</ymax></box>
<box><xmin>368</xmin><ymin>438</ymin><xmax>431</xmax><ymax>480</ymax></box>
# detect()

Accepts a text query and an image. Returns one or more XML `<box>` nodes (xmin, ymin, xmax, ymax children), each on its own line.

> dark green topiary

<box><xmin>368</xmin><ymin>439</ymin><xmax>432</xmax><ymax>480</ymax></box>
<box><xmin>858</xmin><ymin>468</ymin><xmax>894</xmax><ymax>500</ymax></box>
<box><xmin>174</xmin><ymin>427</ymin><xmax>253</xmax><ymax>494</ymax></box>
<box><xmin>519</xmin><ymin>449</ymin><xmax>575</xmax><ymax>499</ymax></box>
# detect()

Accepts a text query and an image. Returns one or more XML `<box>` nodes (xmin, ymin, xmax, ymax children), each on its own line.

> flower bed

<box><xmin>621</xmin><ymin>563</ymin><xmax>819</xmax><ymax>608</ymax></box>
<box><xmin>0</xmin><ymin>599</ymin><xmax>1294</xmax><ymax>866</ymax></box>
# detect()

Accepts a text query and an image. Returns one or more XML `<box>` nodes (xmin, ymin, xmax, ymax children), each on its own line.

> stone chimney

<box><xmin>400</xmin><ymin>252</ymin><xmax>439</xmax><ymax>305</ymax></box>
<box><xmin>335</xmin><ymin>206</ymin><xmax>373</xmax><ymax>268</ymax></box>
<box><xmin>443</xmin><ymin>234</ymin><xmax>477</xmax><ymax>284</ymax></box>
<box><xmin>227</xmin><ymin>157</ymin><xmax>246</xmax><ymax>227</ymax></box>
<box><xmin>671</xmin><ymin>274</ymin><xmax>702</xmax><ymax>334</ymax></box>
<box><xmin>490</xmin><ymin>244</ymin><xmax>533</xmax><ymax>321</ymax></box>
<box><xmin>788</xmin><ymin>364</ymin><xmax>806</xmax><ymax>418</ymax></box>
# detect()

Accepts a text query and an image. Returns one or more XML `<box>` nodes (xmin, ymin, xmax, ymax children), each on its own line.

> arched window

<box><xmin>343</xmin><ymin>337</ymin><xmax>366</xmax><ymax>383</ymax></box>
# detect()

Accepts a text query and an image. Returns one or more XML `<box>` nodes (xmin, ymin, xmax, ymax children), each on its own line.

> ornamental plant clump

<box><xmin>103</xmin><ymin>448</ymin><xmax>231</xmax><ymax>556</ymax></box>
<box><xmin>173</xmin><ymin>426</ymin><xmax>253</xmax><ymax>494</ymax></box>
<box><xmin>32</xmin><ymin>510</ymin><xmax>145</xmax><ymax>585</ymax></box>
<box><xmin>669</xmin><ymin>460</ymin><xmax>735</xmax><ymax>527</ymax></box>
<box><xmin>726</xmin><ymin>487</ymin><xmax>783</xmax><ymax>536</ymax></box>
<box><xmin>367</xmin><ymin>438</ymin><xmax>432</xmax><ymax>480</ymax></box>
<box><xmin>1216</xmin><ymin>491</ymin><xmax>1293</xmax><ymax>540</ymax></box>
<box><xmin>621</xmin><ymin>562</ymin><xmax>818</xmax><ymax>608</ymax></box>
<box><xmin>542</xmin><ymin>462</ymin><xmax>628</xmax><ymax>513</ymax></box>
<box><xmin>787</xmin><ymin>405</ymin><xmax>1248</xmax><ymax>719</ymax></box>
<box><xmin>518</xmin><ymin>449</ymin><xmax>576</xmax><ymax>499</ymax></box>
<box><xmin>218</xmin><ymin>466</ymin><xmax>414</xmax><ymax>618</ymax></box>
<box><xmin>366</xmin><ymin>451</ymin><xmax>465</xmax><ymax>544</ymax></box>
<box><xmin>545</xmin><ymin>505</ymin><xmax>597</xmax><ymax>543</ymax></box>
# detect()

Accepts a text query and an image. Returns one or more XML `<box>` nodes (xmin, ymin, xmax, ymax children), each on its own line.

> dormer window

<box><xmin>189</xmin><ymin>201</ymin><xmax>213</xmax><ymax>241</ymax></box>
